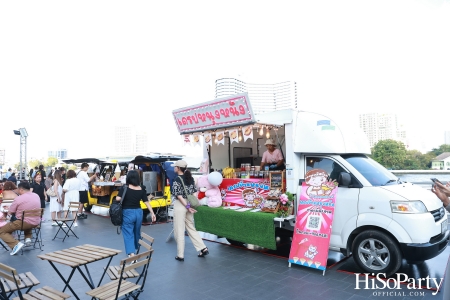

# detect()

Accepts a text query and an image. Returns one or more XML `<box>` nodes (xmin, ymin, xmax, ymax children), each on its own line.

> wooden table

<box><xmin>37</xmin><ymin>244</ymin><xmax>121</xmax><ymax>300</ymax></box>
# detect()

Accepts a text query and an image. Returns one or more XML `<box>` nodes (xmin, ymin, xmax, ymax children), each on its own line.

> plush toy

<box><xmin>196</xmin><ymin>175</ymin><xmax>208</xmax><ymax>203</ymax></box>
<box><xmin>197</xmin><ymin>172</ymin><xmax>223</xmax><ymax>207</ymax></box>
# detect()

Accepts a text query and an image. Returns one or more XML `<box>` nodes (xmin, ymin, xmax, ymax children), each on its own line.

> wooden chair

<box><xmin>0</xmin><ymin>262</ymin><xmax>70</xmax><ymax>300</ymax></box>
<box><xmin>52</xmin><ymin>202</ymin><xmax>81</xmax><ymax>242</ymax></box>
<box><xmin>16</xmin><ymin>209</ymin><xmax>44</xmax><ymax>254</ymax></box>
<box><xmin>87</xmin><ymin>249</ymin><xmax>154</xmax><ymax>300</ymax></box>
<box><xmin>105</xmin><ymin>233</ymin><xmax>154</xmax><ymax>281</ymax></box>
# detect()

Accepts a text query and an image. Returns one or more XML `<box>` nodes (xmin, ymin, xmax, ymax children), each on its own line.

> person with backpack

<box><xmin>115</xmin><ymin>170</ymin><xmax>155</xmax><ymax>260</ymax></box>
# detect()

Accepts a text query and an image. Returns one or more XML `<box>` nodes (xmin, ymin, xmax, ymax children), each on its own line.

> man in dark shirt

<box><xmin>8</xmin><ymin>173</ymin><xmax>17</xmax><ymax>184</ymax></box>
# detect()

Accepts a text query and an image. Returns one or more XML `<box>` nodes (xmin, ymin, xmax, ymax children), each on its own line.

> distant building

<box><xmin>431</xmin><ymin>152</ymin><xmax>450</xmax><ymax>170</ymax></box>
<box><xmin>445</xmin><ymin>131</ymin><xmax>450</xmax><ymax>145</ymax></box>
<box><xmin>359</xmin><ymin>113</ymin><xmax>407</xmax><ymax>148</ymax></box>
<box><xmin>215</xmin><ymin>78</ymin><xmax>297</xmax><ymax>114</ymax></box>
<box><xmin>48</xmin><ymin>149</ymin><xmax>68</xmax><ymax>159</ymax></box>
<box><xmin>114</xmin><ymin>126</ymin><xmax>148</xmax><ymax>155</ymax></box>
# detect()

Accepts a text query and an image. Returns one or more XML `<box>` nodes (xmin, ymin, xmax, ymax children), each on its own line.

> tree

<box><xmin>46</xmin><ymin>157</ymin><xmax>58</xmax><ymax>167</ymax></box>
<box><xmin>29</xmin><ymin>159</ymin><xmax>45</xmax><ymax>169</ymax></box>
<box><xmin>371</xmin><ymin>139</ymin><xmax>407</xmax><ymax>169</ymax></box>
<box><xmin>429</xmin><ymin>144</ymin><xmax>450</xmax><ymax>157</ymax></box>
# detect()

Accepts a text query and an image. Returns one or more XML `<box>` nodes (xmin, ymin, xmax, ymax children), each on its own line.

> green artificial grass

<box><xmin>194</xmin><ymin>206</ymin><xmax>277</xmax><ymax>250</ymax></box>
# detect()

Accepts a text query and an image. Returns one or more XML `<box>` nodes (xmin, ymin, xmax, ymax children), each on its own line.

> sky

<box><xmin>1</xmin><ymin>0</ymin><xmax>449</xmax><ymax>168</ymax></box>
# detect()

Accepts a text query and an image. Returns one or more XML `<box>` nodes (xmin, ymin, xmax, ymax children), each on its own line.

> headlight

<box><xmin>391</xmin><ymin>201</ymin><xmax>427</xmax><ymax>214</ymax></box>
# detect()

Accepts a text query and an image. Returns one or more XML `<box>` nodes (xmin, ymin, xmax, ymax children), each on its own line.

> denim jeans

<box><xmin>122</xmin><ymin>208</ymin><xmax>143</xmax><ymax>255</ymax></box>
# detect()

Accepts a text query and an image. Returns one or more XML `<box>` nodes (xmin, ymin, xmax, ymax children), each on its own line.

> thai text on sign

<box><xmin>288</xmin><ymin>168</ymin><xmax>338</xmax><ymax>272</ymax></box>
<box><xmin>172</xmin><ymin>93</ymin><xmax>255</xmax><ymax>134</ymax></box>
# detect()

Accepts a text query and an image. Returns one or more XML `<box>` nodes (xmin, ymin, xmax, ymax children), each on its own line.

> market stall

<box><xmin>172</xmin><ymin>93</ymin><xmax>294</xmax><ymax>249</ymax></box>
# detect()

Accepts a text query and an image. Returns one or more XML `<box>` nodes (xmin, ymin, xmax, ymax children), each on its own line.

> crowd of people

<box><xmin>0</xmin><ymin>164</ymin><xmax>96</xmax><ymax>255</ymax></box>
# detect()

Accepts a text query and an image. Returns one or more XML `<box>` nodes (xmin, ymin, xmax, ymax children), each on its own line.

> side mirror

<box><xmin>338</xmin><ymin>172</ymin><xmax>351</xmax><ymax>187</ymax></box>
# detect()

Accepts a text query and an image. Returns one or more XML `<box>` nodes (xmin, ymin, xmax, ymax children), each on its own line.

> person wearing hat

<box><xmin>260</xmin><ymin>139</ymin><xmax>285</xmax><ymax>171</ymax></box>
<box><xmin>171</xmin><ymin>160</ymin><xmax>209</xmax><ymax>261</ymax></box>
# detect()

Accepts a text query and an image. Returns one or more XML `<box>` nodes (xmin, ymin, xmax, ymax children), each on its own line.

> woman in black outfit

<box><xmin>115</xmin><ymin>170</ymin><xmax>156</xmax><ymax>259</ymax></box>
<box><xmin>30</xmin><ymin>173</ymin><xmax>47</xmax><ymax>209</ymax></box>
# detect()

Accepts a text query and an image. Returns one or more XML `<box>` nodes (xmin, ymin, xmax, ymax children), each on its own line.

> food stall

<box><xmin>172</xmin><ymin>93</ymin><xmax>293</xmax><ymax>249</ymax></box>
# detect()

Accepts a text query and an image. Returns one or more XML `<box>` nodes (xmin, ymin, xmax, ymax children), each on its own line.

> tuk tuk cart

<box><xmin>130</xmin><ymin>154</ymin><xmax>183</xmax><ymax>221</ymax></box>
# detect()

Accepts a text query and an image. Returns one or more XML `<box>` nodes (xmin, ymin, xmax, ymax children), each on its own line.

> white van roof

<box><xmin>256</xmin><ymin>109</ymin><xmax>370</xmax><ymax>154</ymax></box>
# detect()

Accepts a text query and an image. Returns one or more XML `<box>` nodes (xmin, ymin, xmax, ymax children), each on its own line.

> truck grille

<box><xmin>430</xmin><ymin>207</ymin><xmax>446</xmax><ymax>222</ymax></box>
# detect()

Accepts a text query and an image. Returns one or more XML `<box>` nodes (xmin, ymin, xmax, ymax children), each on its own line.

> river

<box><xmin>391</xmin><ymin>171</ymin><xmax>450</xmax><ymax>189</ymax></box>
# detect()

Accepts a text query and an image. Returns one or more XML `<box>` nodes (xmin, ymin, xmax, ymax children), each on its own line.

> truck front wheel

<box><xmin>352</xmin><ymin>230</ymin><xmax>402</xmax><ymax>276</ymax></box>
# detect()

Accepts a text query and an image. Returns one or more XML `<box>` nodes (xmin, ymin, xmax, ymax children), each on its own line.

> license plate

<box><xmin>442</xmin><ymin>219</ymin><xmax>448</xmax><ymax>234</ymax></box>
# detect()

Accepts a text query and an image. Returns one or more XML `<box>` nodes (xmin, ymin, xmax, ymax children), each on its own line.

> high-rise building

<box><xmin>215</xmin><ymin>78</ymin><xmax>297</xmax><ymax>114</ymax></box>
<box><xmin>359</xmin><ymin>113</ymin><xmax>407</xmax><ymax>148</ymax></box>
<box><xmin>114</xmin><ymin>126</ymin><xmax>148</xmax><ymax>155</ymax></box>
<box><xmin>445</xmin><ymin>131</ymin><xmax>450</xmax><ymax>145</ymax></box>
<box><xmin>48</xmin><ymin>149</ymin><xmax>68</xmax><ymax>159</ymax></box>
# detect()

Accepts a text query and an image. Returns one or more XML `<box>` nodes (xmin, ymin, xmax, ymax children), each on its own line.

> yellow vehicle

<box><xmin>129</xmin><ymin>154</ymin><xmax>183</xmax><ymax>221</ymax></box>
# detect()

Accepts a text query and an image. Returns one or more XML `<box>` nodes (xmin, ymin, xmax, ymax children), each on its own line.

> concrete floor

<box><xmin>1</xmin><ymin>208</ymin><xmax>448</xmax><ymax>300</ymax></box>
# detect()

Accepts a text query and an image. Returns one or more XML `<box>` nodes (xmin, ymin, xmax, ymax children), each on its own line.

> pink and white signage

<box><xmin>288</xmin><ymin>169</ymin><xmax>338</xmax><ymax>272</ymax></box>
<box><xmin>172</xmin><ymin>93</ymin><xmax>255</xmax><ymax>134</ymax></box>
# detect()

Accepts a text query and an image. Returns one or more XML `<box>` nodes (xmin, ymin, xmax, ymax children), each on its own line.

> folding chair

<box><xmin>52</xmin><ymin>202</ymin><xmax>80</xmax><ymax>242</ymax></box>
<box><xmin>0</xmin><ymin>262</ymin><xmax>69</xmax><ymax>300</ymax></box>
<box><xmin>87</xmin><ymin>249</ymin><xmax>154</xmax><ymax>300</ymax></box>
<box><xmin>16</xmin><ymin>209</ymin><xmax>44</xmax><ymax>254</ymax></box>
<box><xmin>105</xmin><ymin>233</ymin><xmax>154</xmax><ymax>281</ymax></box>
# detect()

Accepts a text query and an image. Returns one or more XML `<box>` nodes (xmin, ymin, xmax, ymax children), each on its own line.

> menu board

<box><xmin>270</xmin><ymin>172</ymin><xmax>284</xmax><ymax>189</ymax></box>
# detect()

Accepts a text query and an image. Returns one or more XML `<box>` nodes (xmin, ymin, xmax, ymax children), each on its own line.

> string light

<box><xmin>266</xmin><ymin>127</ymin><xmax>270</xmax><ymax>139</ymax></box>
<box><xmin>259</xmin><ymin>125</ymin><xmax>264</xmax><ymax>136</ymax></box>
<box><xmin>238</xmin><ymin>131</ymin><xmax>243</xmax><ymax>141</ymax></box>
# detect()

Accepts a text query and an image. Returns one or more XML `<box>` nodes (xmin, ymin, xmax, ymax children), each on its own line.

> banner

<box><xmin>216</xmin><ymin>131</ymin><xmax>225</xmax><ymax>145</ymax></box>
<box><xmin>288</xmin><ymin>168</ymin><xmax>338</xmax><ymax>272</ymax></box>
<box><xmin>204</xmin><ymin>133</ymin><xmax>212</xmax><ymax>146</ymax></box>
<box><xmin>192</xmin><ymin>134</ymin><xmax>201</xmax><ymax>146</ymax></box>
<box><xmin>242</xmin><ymin>125</ymin><xmax>253</xmax><ymax>141</ymax></box>
<box><xmin>229</xmin><ymin>128</ymin><xmax>239</xmax><ymax>144</ymax></box>
<box><xmin>219</xmin><ymin>178</ymin><xmax>271</xmax><ymax>207</ymax></box>
<box><xmin>182</xmin><ymin>134</ymin><xmax>191</xmax><ymax>146</ymax></box>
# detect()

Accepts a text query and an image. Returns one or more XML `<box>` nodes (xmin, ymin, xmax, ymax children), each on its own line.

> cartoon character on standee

<box><xmin>220</xmin><ymin>189</ymin><xmax>227</xmax><ymax>200</ymax></box>
<box><xmin>241</xmin><ymin>188</ymin><xmax>259</xmax><ymax>207</ymax></box>
<box><xmin>304</xmin><ymin>244</ymin><xmax>318</xmax><ymax>260</ymax></box>
<box><xmin>305</xmin><ymin>169</ymin><xmax>336</xmax><ymax>197</ymax></box>
<box><xmin>197</xmin><ymin>172</ymin><xmax>223</xmax><ymax>208</ymax></box>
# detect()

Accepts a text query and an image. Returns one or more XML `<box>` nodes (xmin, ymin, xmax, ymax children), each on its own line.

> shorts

<box><xmin>79</xmin><ymin>190</ymin><xmax>89</xmax><ymax>204</ymax></box>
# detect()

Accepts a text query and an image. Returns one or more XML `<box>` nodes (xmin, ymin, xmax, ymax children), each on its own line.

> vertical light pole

<box><xmin>13</xmin><ymin>128</ymin><xmax>28</xmax><ymax>180</ymax></box>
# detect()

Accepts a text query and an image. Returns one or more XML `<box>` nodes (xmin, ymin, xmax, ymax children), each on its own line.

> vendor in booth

<box><xmin>260</xmin><ymin>139</ymin><xmax>285</xmax><ymax>171</ymax></box>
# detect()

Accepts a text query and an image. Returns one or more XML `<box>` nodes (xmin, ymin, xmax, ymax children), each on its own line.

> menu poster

<box><xmin>204</xmin><ymin>133</ymin><xmax>212</xmax><ymax>146</ymax></box>
<box><xmin>242</xmin><ymin>125</ymin><xmax>253</xmax><ymax>141</ymax></box>
<box><xmin>216</xmin><ymin>131</ymin><xmax>225</xmax><ymax>145</ymax></box>
<box><xmin>288</xmin><ymin>168</ymin><xmax>338</xmax><ymax>273</ymax></box>
<box><xmin>219</xmin><ymin>178</ymin><xmax>271</xmax><ymax>207</ymax></box>
<box><xmin>229</xmin><ymin>128</ymin><xmax>239</xmax><ymax>144</ymax></box>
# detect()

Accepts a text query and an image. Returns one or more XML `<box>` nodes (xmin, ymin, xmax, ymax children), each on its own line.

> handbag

<box><xmin>178</xmin><ymin>176</ymin><xmax>200</xmax><ymax>208</ymax></box>
<box><xmin>109</xmin><ymin>185</ymin><xmax>127</xmax><ymax>234</ymax></box>
<box><xmin>46</xmin><ymin>186</ymin><xmax>57</xmax><ymax>197</ymax></box>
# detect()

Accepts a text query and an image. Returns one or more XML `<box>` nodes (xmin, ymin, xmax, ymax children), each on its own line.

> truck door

<box><xmin>305</xmin><ymin>156</ymin><xmax>359</xmax><ymax>249</ymax></box>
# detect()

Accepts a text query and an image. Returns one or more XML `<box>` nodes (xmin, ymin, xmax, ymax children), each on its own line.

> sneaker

<box><xmin>57</xmin><ymin>221</ymin><xmax>63</xmax><ymax>224</ymax></box>
<box><xmin>52</xmin><ymin>222</ymin><xmax>58</xmax><ymax>226</ymax></box>
<box><xmin>10</xmin><ymin>242</ymin><xmax>24</xmax><ymax>255</ymax></box>
<box><xmin>25</xmin><ymin>238</ymin><xmax>31</xmax><ymax>247</ymax></box>
<box><xmin>62</xmin><ymin>224</ymin><xmax>67</xmax><ymax>228</ymax></box>
<box><xmin>73</xmin><ymin>222</ymin><xmax>78</xmax><ymax>227</ymax></box>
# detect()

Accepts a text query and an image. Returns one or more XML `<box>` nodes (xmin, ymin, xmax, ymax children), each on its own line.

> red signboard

<box><xmin>172</xmin><ymin>93</ymin><xmax>255</xmax><ymax>134</ymax></box>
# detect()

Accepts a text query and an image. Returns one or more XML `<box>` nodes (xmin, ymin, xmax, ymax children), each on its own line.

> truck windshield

<box><xmin>342</xmin><ymin>155</ymin><xmax>398</xmax><ymax>186</ymax></box>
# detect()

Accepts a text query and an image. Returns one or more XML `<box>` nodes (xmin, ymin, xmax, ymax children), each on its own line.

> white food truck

<box><xmin>173</xmin><ymin>93</ymin><xmax>449</xmax><ymax>275</ymax></box>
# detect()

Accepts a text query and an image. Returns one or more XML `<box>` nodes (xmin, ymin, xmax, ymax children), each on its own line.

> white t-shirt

<box><xmin>77</xmin><ymin>170</ymin><xmax>90</xmax><ymax>191</ymax></box>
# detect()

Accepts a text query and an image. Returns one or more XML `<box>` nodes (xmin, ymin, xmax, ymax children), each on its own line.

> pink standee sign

<box><xmin>288</xmin><ymin>169</ymin><xmax>338</xmax><ymax>274</ymax></box>
<box><xmin>172</xmin><ymin>93</ymin><xmax>256</xmax><ymax>134</ymax></box>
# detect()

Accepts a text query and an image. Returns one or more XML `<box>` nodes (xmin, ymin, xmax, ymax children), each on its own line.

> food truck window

<box><xmin>233</xmin><ymin>147</ymin><xmax>252</xmax><ymax>168</ymax></box>
<box><xmin>306</xmin><ymin>157</ymin><xmax>346</xmax><ymax>181</ymax></box>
